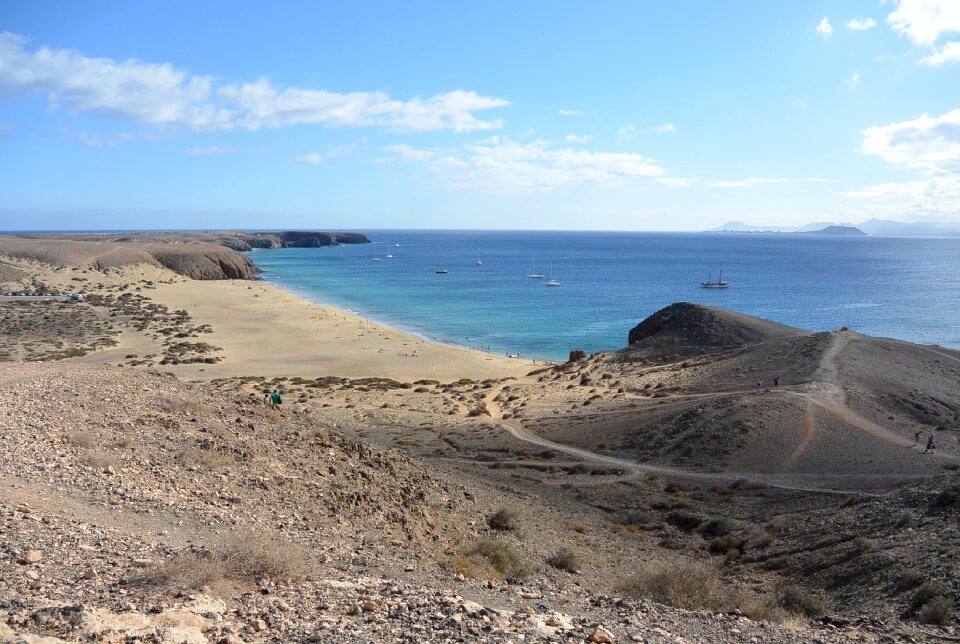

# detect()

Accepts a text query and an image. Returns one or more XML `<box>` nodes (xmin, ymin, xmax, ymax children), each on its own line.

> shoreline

<box><xmin>255</xmin><ymin>271</ymin><xmax>559</xmax><ymax>366</ymax></box>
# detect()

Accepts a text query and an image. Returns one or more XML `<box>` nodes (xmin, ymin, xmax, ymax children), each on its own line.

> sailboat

<box><xmin>435</xmin><ymin>265</ymin><xmax>448</xmax><ymax>274</ymax></box>
<box><xmin>526</xmin><ymin>260</ymin><xmax>544</xmax><ymax>278</ymax></box>
<box><xmin>475</xmin><ymin>246</ymin><xmax>483</xmax><ymax>266</ymax></box>
<box><xmin>700</xmin><ymin>269</ymin><xmax>729</xmax><ymax>288</ymax></box>
<box><xmin>545</xmin><ymin>263</ymin><xmax>560</xmax><ymax>286</ymax></box>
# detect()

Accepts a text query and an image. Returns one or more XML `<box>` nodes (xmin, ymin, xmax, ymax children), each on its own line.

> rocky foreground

<box><xmin>0</xmin><ymin>362</ymin><xmax>911</xmax><ymax>643</ymax></box>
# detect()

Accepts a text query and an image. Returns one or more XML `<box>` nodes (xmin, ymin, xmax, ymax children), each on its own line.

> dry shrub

<box><xmin>778</xmin><ymin>585</ymin><xmax>827</xmax><ymax>617</ymax></box>
<box><xmin>158</xmin><ymin>397</ymin><xmax>207</xmax><ymax>415</ymax></box>
<box><xmin>216</xmin><ymin>532</ymin><xmax>309</xmax><ymax>582</ymax></box>
<box><xmin>132</xmin><ymin>551</ymin><xmax>224</xmax><ymax>590</ymax></box>
<box><xmin>620</xmin><ymin>560</ymin><xmax>728</xmax><ymax>611</ymax></box>
<box><xmin>919</xmin><ymin>596</ymin><xmax>955</xmax><ymax>625</ymax></box>
<box><xmin>133</xmin><ymin>533</ymin><xmax>310</xmax><ymax>590</ymax></box>
<box><xmin>456</xmin><ymin>539</ymin><xmax>532</xmax><ymax>581</ymax></box>
<box><xmin>621</xmin><ymin>560</ymin><xmax>818</xmax><ymax>623</ymax></box>
<box><xmin>180</xmin><ymin>446</ymin><xmax>236</xmax><ymax>470</ymax></box>
<box><xmin>65</xmin><ymin>431</ymin><xmax>96</xmax><ymax>449</ymax></box>
<box><xmin>80</xmin><ymin>449</ymin><xmax>118</xmax><ymax>470</ymax></box>
<box><xmin>546</xmin><ymin>549</ymin><xmax>581</xmax><ymax>573</ymax></box>
<box><xmin>488</xmin><ymin>507</ymin><xmax>520</xmax><ymax>532</ymax></box>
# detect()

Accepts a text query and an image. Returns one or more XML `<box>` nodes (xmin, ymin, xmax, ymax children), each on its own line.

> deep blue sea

<box><xmin>248</xmin><ymin>231</ymin><xmax>960</xmax><ymax>361</ymax></box>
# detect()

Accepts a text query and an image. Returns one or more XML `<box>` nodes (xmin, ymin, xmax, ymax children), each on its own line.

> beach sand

<box><xmin>0</xmin><ymin>257</ymin><xmax>531</xmax><ymax>381</ymax></box>
<box><xmin>141</xmin><ymin>278</ymin><xmax>532</xmax><ymax>381</ymax></box>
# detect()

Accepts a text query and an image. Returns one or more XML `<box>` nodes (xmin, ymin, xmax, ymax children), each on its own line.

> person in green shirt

<box><xmin>270</xmin><ymin>390</ymin><xmax>282</xmax><ymax>409</ymax></box>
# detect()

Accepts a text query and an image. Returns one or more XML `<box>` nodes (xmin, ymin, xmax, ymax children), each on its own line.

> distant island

<box><xmin>713</xmin><ymin>224</ymin><xmax>866</xmax><ymax>236</ymax></box>
<box><xmin>709</xmin><ymin>218</ymin><xmax>960</xmax><ymax>237</ymax></box>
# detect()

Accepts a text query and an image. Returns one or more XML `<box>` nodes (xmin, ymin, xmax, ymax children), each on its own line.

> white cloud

<box><xmin>559</xmin><ymin>109</ymin><xmax>582</xmax><ymax>116</ymax></box>
<box><xmin>564</xmin><ymin>133</ymin><xmax>592</xmax><ymax>143</ymax></box>
<box><xmin>382</xmin><ymin>138</ymin><xmax>666</xmax><ymax>192</ymax></box>
<box><xmin>862</xmin><ymin>108</ymin><xmax>960</xmax><ymax>171</ymax></box>
<box><xmin>854</xmin><ymin>108</ymin><xmax>960</xmax><ymax>215</ymax></box>
<box><xmin>708</xmin><ymin>177</ymin><xmax>834</xmax><ymax>188</ymax></box>
<box><xmin>845</xmin><ymin>17</ymin><xmax>877</xmax><ymax>31</ymax></box>
<box><xmin>617</xmin><ymin>123</ymin><xmax>675</xmax><ymax>139</ymax></box>
<box><xmin>293</xmin><ymin>153</ymin><xmax>324</xmax><ymax>164</ymax></box>
<box><xmin>887</xmin><ymin>0</ymin><xmax>960</xmax><ymax>46</ymax></box>
<box><xmin>0</xmin><ymin>32</ymin><xmax>508</xmax><ymax>133</ymax></box>
<box><xmin>791</xmin><ymin>100</ymin><xmax>808</xmax><ymax>109</ymax></box>
<box><xmin>848</xmin><ymin>73</ymin><xmax>862</xmax><ymax>88</ymax></box>
<box><xmin>921</xmin><ymin>41</ymin><xmax>960</xmax><ymax>65</ymax></box>
<box><xmin>816</xmin><ymin>16</ymin><xmax>834</xmax><ymax>38</ymax></box>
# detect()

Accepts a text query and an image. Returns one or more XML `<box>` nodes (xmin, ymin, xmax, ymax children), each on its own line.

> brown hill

<box><xmin>623</xmin><ymin>302</ymin><xmax>805</xmax><ymax>362</ymax></box>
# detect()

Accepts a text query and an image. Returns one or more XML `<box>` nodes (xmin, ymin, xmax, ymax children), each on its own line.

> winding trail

<box><xmin>471</xmin><ymin>330</ymin><xmax>956</xmax><ymax>494</ymax></box>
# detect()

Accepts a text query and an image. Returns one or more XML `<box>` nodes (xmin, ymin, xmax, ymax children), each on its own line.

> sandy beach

<box><xmin>141</xmin><ymin>278</ymin><xmax>533</xmax><ymax>381</ymax></box>
<box><xmin>0</xmin><ymin>253</ymin><xmax>531</xmax><ymax>381</ymax></box>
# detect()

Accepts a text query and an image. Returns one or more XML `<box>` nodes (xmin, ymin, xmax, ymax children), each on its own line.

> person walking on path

<box><xmin>925</xmin><ymin>434</ymin><xmax>936</xmax><ymax>454</ymax></box>
<box><xmin>270</xmin><ymin>390</ymin><xmax>283</xmax><ymax>410</ymax></box>
<box><xmin>773</xmin><ymin>376</ymin><xmax>780</xmax><ymax>388</ymax></box>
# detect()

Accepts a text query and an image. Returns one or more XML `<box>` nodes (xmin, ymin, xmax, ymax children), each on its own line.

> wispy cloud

<box><xmin>845</xmin><ymin>17</ymin><xmax>877</xmax><ymax>31</ymax></box>
<box><xmin>559</xmin><ymin>109</ymin><xmax>582</xmax><ymax>116</ymax></box>
<box><xmin>293</xmin><ymin>153</ymin><xmax>324</xmax><ymax>164</ymax></box>
<box><xmin>617</xmin><ymin>123</ymin><xmax>676</xmax><ymax>139</ymax></box>
<box><xmin>708</xmin><ymin>177</ymin><xmax>834</xmax><ymax>189</ymax></box>
<box><xmin>848</xmin><ymin>73</ymin><xmax>862</xmax><ymax>88</ymax></box>
<box><xmin>381</xmin><ymin>137</ymin><xmax>666</xmax><ymax>192</ymax></box>
<box><xmin>0</xmin><ymin>32</ymin><xmax>508</xmax><ymax>134</ymax></box>
<box><xmin>563</xmin><ymin>133</ymin><xmax>592</xmax><ymax>144</ymax></box>
<box><xmin>646</xmin><ymin>123</ymin><xmax>676</xmax><ymax>134</ymax></box>
<box><xmin>816</xmin><ymin>16</ymin><xmax>834</xmax><ymax>38</ymax></box>
<box><xmin>185</xmin><ymin>145</ymin><xmax>245</xmax><ymax>156</ymax></box>
<box><xmin>791</xmin><ymin>100</ymin><xmax>808</xmax><ymax>109</ymax></box>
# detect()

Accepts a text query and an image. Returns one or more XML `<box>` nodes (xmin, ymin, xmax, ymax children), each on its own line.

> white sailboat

<box><xmin>545</xmin><ymin>263</ymin><xmax>560</xmax><ymax>286</ymax></box>
<box><xmin>700</xmin><ymin>269</ymin><xmax>729</xmax><ymax>288</ymax></box>
<box><xmin>527</xmin><ymin>259</ymin><xmax>544</xmax><ymax>278</ymax></box>
<box><xmin>475</xmin><ymin>246</ymin><xmax>483</xmax><ymax>266</ymax></box>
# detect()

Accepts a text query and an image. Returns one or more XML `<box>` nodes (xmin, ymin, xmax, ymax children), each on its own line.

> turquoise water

<box><xmin>249</xmin><ymin>231</ymin><xmax>960</xmax><ymax>361</ymax></box>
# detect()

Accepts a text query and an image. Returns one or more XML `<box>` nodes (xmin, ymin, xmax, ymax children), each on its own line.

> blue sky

<box><xmin>1</xmin><ymin>0</ymin><xmax>959</xmax><ymax>231</ymax></box>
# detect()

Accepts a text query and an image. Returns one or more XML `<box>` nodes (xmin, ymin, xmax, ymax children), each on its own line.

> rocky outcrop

<box><xmin>624</xmin><ymin>302</ymin><xmax>803</xmax><ymax>360</ymax></box>
<box><xmin>215</xmin><ymin>231</ymin><xmax>370</xmax><ymax>251</ymax></box>
<box><xmin>145</xmin><ymin>245</ymin><xmax>259</xmax><ymax>280</ymax></box>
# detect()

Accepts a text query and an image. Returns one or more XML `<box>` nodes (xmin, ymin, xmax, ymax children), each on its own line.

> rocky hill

<box><xmin>624</xmin><ymin>302</ymin><xmax>804</xmax><ymax>361</ymax></box>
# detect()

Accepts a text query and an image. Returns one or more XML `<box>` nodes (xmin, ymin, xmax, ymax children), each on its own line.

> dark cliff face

<box><xmin>275</xmin><ymin>232</ymin><xmax>370</xmax><ymax>247</ymax></box>
<box><xmin>146</xmin><ymin>245</ymin><xmax>260</xmax><ymax>280</ymax></box>
<box><xmin>216</xmin><ymin>232</ymin><xmax>370</xmax><ymax>250</ymax></box>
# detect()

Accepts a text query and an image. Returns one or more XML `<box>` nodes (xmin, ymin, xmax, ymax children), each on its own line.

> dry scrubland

<box><xmin>2</xmin><ymin>235</ymin><xmax>960</xmax><ymax>642</ymax></box>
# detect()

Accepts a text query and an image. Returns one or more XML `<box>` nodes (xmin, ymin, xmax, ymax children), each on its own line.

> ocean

<box><xmin>248</xmin><ymin>230</ymin><xmax>960</xmax><ymax>361</ymax></box>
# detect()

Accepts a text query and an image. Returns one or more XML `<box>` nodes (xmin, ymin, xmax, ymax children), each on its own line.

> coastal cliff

<box><xmin>217</xmin><ymin>231</ymin><xmax>371</xmax><ymax>250</ymax></box>
<box><xmin>0</xmin><ymin>230</ymin><xmax>370</xmax><ymax>281</ymax></box>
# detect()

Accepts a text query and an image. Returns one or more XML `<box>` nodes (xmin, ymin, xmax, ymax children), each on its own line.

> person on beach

<box><xmin>270</xmin><ymin>390</ymin><xmax>283</xmax><ymax>410</ymax></box>
<box><xmin>925</xmin><ymin>434</ymin><xmax>936</xmax><ymax>453</ymax></box>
